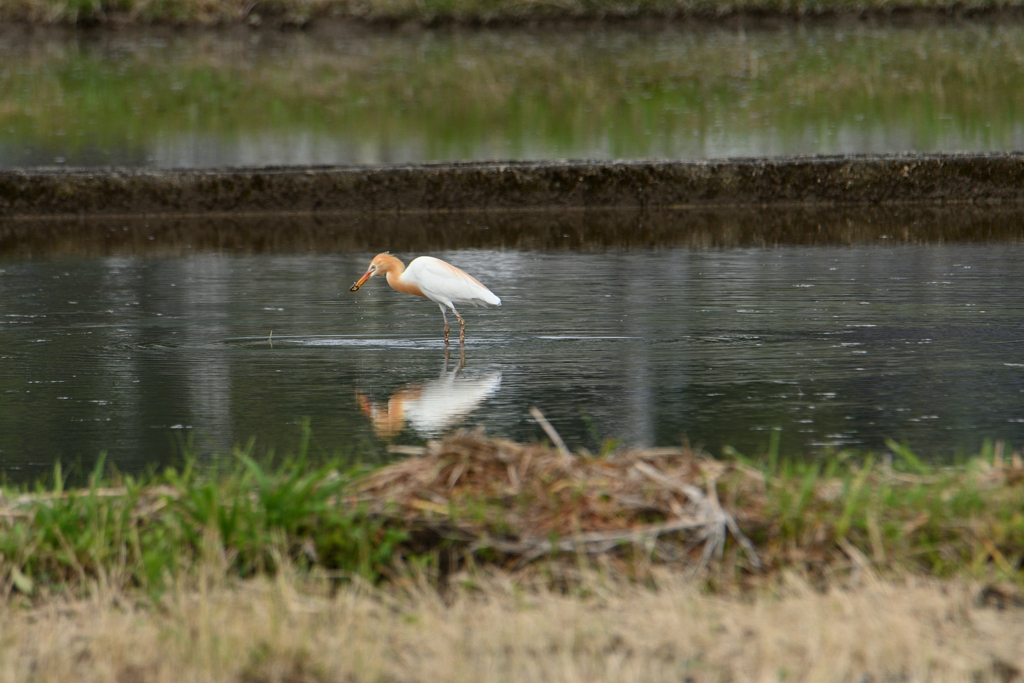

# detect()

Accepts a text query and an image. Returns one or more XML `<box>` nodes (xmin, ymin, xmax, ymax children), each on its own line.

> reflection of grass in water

<box><xmin>2</xmin><ymin>24</ymin><xmax>1024</xmax><ymax>161</ymax></box>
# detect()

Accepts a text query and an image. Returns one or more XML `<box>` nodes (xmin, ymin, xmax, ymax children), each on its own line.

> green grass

<box><xmin>8</xmin><ymin>23</ymin><xmax>1024</xmax><ymax>165</ymax></box>
<box><xmin>0</xmin><ymin>424</ymin><xmax>408</xmax><ymax>599</ymax></box>
<box><xmin>1</xmin><ymin>428</ymin><xmax>1022</xmax><ymax>602</ymax></box>
<box><xmin>4</xmin><ymin>23</ymin><xmax>1023</xmax><ymax>166</ymax></box>
<box><xmin>722</xmin><ymin>438</ymin><xmax>1024</xmax><ymax>582</ymax></box>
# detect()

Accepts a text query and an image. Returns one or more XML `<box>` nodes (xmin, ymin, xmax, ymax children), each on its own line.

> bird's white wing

<box><xmin>406</xmin><ymin>257</ymin><xmax>501</xmax><ymax>307</ymax></box>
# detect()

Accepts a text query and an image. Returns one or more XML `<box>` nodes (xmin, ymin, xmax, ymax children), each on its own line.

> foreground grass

<box><xmin>2</xmin><ymin>0</ymin><xmax>1023</xmax><ymax>25</ymax></box>
<box><xmin>2</xmin><ymin>431</ymin><xmax>1024</xmax><ymax>680</ymax></box>
<box><xmin>1</xmin><ymin>429</ymin><xmax>1023</xmax><ymax>602</ymax></box>
<box><xmin>2</xmin><ymin>570</ymin><xmax>1023</xmax><ymax>682</ymax></box>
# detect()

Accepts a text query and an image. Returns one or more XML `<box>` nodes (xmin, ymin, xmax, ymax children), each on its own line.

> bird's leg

<box><xmin>439</xmin><ymin>304</ymin><xmax>451</xmax><ymax>347</ymax></box>
<box><xmin>450</xmin><ymin>305</ymin><xmax>466</xmax><ymax>346</ymax></box>
<box><xmin>459</xmin><ymin>345</ymin><xmax>466</xmax><ymax>368</ymax></box>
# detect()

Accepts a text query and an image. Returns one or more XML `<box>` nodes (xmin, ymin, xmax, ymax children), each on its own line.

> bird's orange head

<box><xmin>350</xmin><ymin>253</ymin><xmax>401</xmax><ymax>292</ymax></box>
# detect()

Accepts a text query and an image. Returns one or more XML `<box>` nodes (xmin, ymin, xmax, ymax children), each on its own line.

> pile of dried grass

<box><xmin>349</xmin><ymin>429</ymin><xmax>763</xmax><ymax>570</ymax></box>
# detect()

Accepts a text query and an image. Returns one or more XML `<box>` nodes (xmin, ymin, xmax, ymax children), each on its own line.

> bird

<box><xmin>349</xmin><ymin>253</ymin><xmax>501</xmax><ymax>346</ymax></box>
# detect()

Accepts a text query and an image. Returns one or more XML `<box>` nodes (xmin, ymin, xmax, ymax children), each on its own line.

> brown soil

<box><xmin>3</xmin><ymin>154</ymin><xmax>1024</xmax><ymax>220</ymax></box>
<box><xmin>3</xmin><ymin>4</ymin><xmax>1024</xmax><ymax>29</ymax></box>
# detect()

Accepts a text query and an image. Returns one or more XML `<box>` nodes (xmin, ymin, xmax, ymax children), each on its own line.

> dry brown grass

<box><xmin>346</xmin><ymin>430</ymin><xmax>1024</xmax><ymax>583</ymax></box>
<box><xmin>2</xmin><ymin>569</ymin><xmax>1023</xmax><ymax>682</ymax></box>
<box><xmin>351</xmin><ymin>430</ymin><xmax>762</xmax><ymax>571</ymax></box>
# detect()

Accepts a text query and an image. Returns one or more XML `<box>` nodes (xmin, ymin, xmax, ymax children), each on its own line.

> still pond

<box><xmin>2</xmin><ymin>233</ymin><xmax>1023</xmax><ymax>481</ymax></box>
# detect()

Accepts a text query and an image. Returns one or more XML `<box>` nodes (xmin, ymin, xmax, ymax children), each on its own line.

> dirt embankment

<box><xmin>3</xmin><ymin>154</ymin><xmax>1024</xmax><ymax>218</ymax></box>
<box><xmin>4</xmin><ymin>0</ymin><xmax>1024</xmax><ymax>28</ymax></box>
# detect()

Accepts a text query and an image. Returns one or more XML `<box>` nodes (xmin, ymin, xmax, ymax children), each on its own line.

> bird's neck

<box><xmin>378</xmin><ymin>254</ymin><xmax>405</xmax><ymax>275</ymax></box>
<box><xmin>382</xmin><ymin>256</ymin><xmax>425</xmax><ymax>297</ymax></box>
<box><xmin>376</xmin><ymin>255</ymin><xmax>405</xmax><ymax>285</ymax></box>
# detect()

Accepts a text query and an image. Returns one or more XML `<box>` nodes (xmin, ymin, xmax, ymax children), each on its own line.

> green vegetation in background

<box><xmin>1</xmin><ymin>24</ymin><xmax>1023</xmax><ymax>164</ymax></box>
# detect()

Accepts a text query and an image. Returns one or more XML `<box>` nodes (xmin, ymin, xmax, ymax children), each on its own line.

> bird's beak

<box><xmin>350</xmin><ymin>269</ymin><xmax>373</xmax><ymax>292</ymax></box>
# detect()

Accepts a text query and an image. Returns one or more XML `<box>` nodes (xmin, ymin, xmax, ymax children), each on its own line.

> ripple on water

<box><xmin>1</xmin><ymin>245</ymin><xmax>1024</xmax><ymax>483</ymax></box>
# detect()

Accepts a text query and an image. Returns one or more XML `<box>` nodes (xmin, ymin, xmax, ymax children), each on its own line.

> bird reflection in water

<box><xmin>357</xmin><ymin>355</ymin><xmax>502</xmax><ymax>440</ymax></box>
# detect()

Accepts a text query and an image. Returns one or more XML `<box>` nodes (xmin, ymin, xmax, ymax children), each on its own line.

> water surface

<box><xmin>2</xmin><ymin>241</ymin><xmax>1023</xmax><ymax>481</ymax></box>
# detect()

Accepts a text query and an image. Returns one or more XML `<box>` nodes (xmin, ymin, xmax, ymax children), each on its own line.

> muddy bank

<box><xmin>4</xmin><ymin>0</ymin><xmax>1024</xmax><ymax>28</ymax></box>
<box><xmin>3</xmin><ymin>203</ymin><xmax>1023</xmax><ymax>256</ymax></box>
<box><xmin>3</xmin><ymin>11</ymin><xmax>1023</xmax><ymax>37</ymax></box>
<box><xmin>2</xmin><ymin>154</ymin><xmax>1024</xmax><ymax>219</ymax></box>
